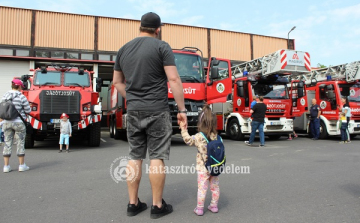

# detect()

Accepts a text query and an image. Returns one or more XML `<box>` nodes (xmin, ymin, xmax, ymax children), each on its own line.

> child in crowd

<box><xmin>288</xmin><ymin>117</ymin><xmax>298</xmax><ymax>140</ymax></box>
<box><xmin>339</xmin><ymin>112</ymin><xmax>348</xmax><ymax>143</ymax></box>
<box><xmin>180</xmin><ymin>105</ymin><xmax>220</xmax><ymax>216</ymax></box>
<box><xmin>59</xmin><ymin>113</ymin><xmax>72</xmax><ymax>153</ymax></box>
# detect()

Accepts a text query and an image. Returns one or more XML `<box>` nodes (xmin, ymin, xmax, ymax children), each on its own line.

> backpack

<box><xmin>199</xmin><ymin>132</ymin><xmax>226</xmax><ymax>176</ymax></box>
<box><xmin>0</xmin><ymin>94</ymin><xmax>20</xmax><ymax>120</ymax></box>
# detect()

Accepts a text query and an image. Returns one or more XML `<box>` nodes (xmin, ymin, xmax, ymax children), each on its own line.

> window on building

<box><xmin>52</xmin><ymin>51</ymin><xmax>65</xmax><ymax>59</ymax></box>
<box><xmin>99</xmin><ymin>54</ymin><xmax>110</xmax><ymax>61</ymax></box>
<box><xmin>81</xmin><ymin>53</ymin><xmax>93</xmax><ymax>60</ymax></box>
<box><xmin>66</xmin><ymin>52</ymin><xmax>79</xmax><ymax>59</ymax></box>
<box><xmin>36</xmin><ymin>51</ymin><xmax>50</xmax><ymax>58</ymax></box>
<box><xmin>0</xmin><ymin>49</ymin><xmax>13</xmax><ymax>56</ymax></box>
<box><xmin>16</xmin><ymin>49</ymin><xmax>30</xmax><ymax>57</ymax></box>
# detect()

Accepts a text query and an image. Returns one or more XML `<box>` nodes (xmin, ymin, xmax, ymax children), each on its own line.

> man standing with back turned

<box><xmin>113</xmin><ymin>12</ymin><xmax>187</xmax><ymax>219</ymax></box>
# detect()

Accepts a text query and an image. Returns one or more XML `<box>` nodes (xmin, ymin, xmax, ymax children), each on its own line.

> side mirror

<box><xmin>236</xmin><ymin>81</ymin><xmax>245</xmax><ymax>97</ymax></box>
<box><xmin>210</xmin><ymin>67</ymin><xmax>219</xmax><ymax>79</ymax></box>
<box><xmin>96</xmin><ymin>78</ymin><xmax>102</xmax><ymax>92</ymax></box>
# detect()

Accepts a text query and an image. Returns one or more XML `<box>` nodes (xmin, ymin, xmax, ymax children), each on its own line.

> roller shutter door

<box><xmin>0</xmin><ymin>60</ymin><xmax>30</xmax><ymax>97</ymax></box>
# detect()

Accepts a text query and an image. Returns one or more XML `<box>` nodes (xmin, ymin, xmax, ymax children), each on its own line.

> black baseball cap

<box><xmin>141</xmin><ymin>12</ymin><xmax>163</xmax><ymax>28</ymax></box>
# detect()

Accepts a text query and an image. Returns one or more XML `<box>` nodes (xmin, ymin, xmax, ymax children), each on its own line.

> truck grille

<box><xmin>168</xmin><ymin>99</ymin><xmax>204</xmax><ymax>127</ymax></box>
<box><xmin>266</xmin><ymin>125</ymin><xmax>284</xmax><ymax>130</ymax></box>
<box><xmin>40</xmin><ymin>90</ymin><xmax>80</xmax><ymax>121</ymax></box>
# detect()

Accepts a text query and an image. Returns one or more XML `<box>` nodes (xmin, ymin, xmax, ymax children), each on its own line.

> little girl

<box><xmin>180</xmin><ymin>105</ymin><xmax>220</xmax><ymax>216</ymax></box>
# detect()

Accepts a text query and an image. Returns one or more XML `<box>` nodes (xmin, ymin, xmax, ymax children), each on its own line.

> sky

<box><xmin>1</xmin><ymin>0</ymin><xmax>359</xmax><ymax>67</ymax></box>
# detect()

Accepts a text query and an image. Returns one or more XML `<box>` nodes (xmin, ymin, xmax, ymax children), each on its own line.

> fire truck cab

<box><xmin>293</xmin><ymin>61</ymin><xmax>360</xmax><ymax>138</ymax></box>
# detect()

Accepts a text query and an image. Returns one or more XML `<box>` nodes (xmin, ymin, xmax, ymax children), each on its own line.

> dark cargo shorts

<box><xmin>127</xmin><ymin>111</ymin><xmax>172</xmax><ymax>160</ymax></box>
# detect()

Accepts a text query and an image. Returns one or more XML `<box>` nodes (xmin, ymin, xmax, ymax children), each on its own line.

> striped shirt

<box><xmin>1</xmin><ymin>90</ymin><xmax>31</xmax><ymax>122</ymax></box>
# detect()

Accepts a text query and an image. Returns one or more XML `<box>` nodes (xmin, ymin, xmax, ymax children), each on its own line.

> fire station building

<box><xmin>0</xmin><ymin>6</ymin><xmax>294</xmax><ymax>113</ymax></box>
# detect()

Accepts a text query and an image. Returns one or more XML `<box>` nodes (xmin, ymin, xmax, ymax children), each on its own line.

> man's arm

<box><xmin>317</xmin><ymin>106</ymin><xmax>321</xmax><ymax>118</ymax></box>
<box><xmin>113</xmin><ymin>70</ymin><xmax>126</xmax><ymax>99</ymax></box>
<box><xmin>164</xmin><ymin>66</ymin><xmax>187</xmax><ymax>128</ymax></box>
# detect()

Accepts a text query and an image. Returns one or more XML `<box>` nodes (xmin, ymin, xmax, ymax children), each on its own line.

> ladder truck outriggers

<box><xmin>207</xmin><ymin>49</ymin><xmax>311</xmax><ymax>140</ymax></box>
<box><xmin>292</xmin><ymin>61</ymin><xmax>360</xmax><ymax>139</ymax></box>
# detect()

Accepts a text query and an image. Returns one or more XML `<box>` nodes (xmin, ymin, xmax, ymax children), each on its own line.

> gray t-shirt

<box><xmin>114</xmin><ymin>36</ymin><xmax>175</xmax><ymax>111</ymax></box>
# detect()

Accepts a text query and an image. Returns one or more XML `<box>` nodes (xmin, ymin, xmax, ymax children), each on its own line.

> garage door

<box><xmin>0</xmin><ymin>60</ymin><xmax>30</xmax><ymax>98</ymax></box>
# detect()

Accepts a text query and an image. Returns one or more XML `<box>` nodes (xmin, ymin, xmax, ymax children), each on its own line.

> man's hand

<box><xmin>177</xmin><ymin>113</ymin><xmax>187</xmax><ymax>129</ymax></box>
<box><xmin>69</xmin><ymin>134</ymin><xmax>72</xmax><ymax>137</ymax></box>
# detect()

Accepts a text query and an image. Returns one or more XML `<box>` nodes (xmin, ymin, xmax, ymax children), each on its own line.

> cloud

<box><xmin>180</xmin><ymin>15</ymin><xmax>204</xmax><ymax>26</ymax></box>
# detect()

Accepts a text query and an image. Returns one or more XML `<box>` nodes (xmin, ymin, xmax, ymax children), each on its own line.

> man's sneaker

<box><xmin>3</xmin><ymin>165</ymin><xmax>11</xmax><ymax>173</ymax></box>
<box><xmin>244</xmin><ymin>141</ymin><xmax>251</xmax><ymax>146</ymax></box>
<box><xmin>127</xmin><ymin>198</ymin><xmax>147</xmax><ymax>217</ymax></box>
<box><xmin>294</xmin><ymin>134</ymin><xmax>298</xmax><ymax>138</ymax></box>
<box><xmin>287</xmin><ymin>137</ymin><xmax>293</xmax><ymax>140</ymax></box>
<box><xmin>339</xmin><ymin>141</ymin><xmax>345</xmax><ymax>144</ymax></box>
<box><xmin>150</xmin><ymin>199</ymin><xmax>173</xmax><ymax>219</ymax></box>
<box><xmin>347</xmin><ymin>141</ymin><xmax>351</xmax><ymax>143</ymax></box>
<box><xmin>18</xmin><ymin>164</ymin><xmax>30</xmax><ymax>172</ymax></box>
<box><xmin>259</xmin><ymin>145</ymin><xmax>265</xmax><ymax>147</ymax></box>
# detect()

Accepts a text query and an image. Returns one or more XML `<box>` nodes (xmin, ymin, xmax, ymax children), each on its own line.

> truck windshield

<box><xmin>339</xmin><ymin>83</ymin><xmax>360</xmax><ymax>102</ymax></box>
<box><xmin>34</xmin><ymin>71</ymin><xmax>61</xmax><ymax>86</ymax></box>
<box><xmin>253</xmin><ymin>84</ymin><xmax>289</xmax><ymax>99</ymax></box>
<box><xmin>174</xmin><ymin>53</ymin><xmax>203</xmax><ymax>83</ymax></box>
<box><xmin>64</xmin><ymin>72</ymin><xmax>90</xmax><ymax>87</ymax></box>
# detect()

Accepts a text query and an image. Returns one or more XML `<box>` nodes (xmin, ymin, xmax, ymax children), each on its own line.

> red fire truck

<box><xmin>19</xmin><ymin>65</ymin><xmax>102</xmax><ymax>147</ymax></box>
<box><xmin>207</xmin><ymin>49</ymin><xmax>311</xmax><ymax>140</ymax></box>
<box><xmin>292</xmin><ymin>61</ymin><xmax>360</xmax><ymax>138</ymax></box>
<box><xmin>107</xmin><ymin>47</ymin><xmax>231</xmax><ymax>139</ymax></box>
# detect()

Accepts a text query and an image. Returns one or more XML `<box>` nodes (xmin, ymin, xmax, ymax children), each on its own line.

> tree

<box><xmin>317</xmin><ymin>63</ymin><xmax>327</xmax><ymax>68</ymax></box>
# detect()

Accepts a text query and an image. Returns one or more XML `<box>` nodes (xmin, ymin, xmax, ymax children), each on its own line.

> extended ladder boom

<box><xmin>298</xmin><ymin>61</ymin><xmax>360</xmax><ymax>84</ymax></box>
<box><xmin>231</xmin><ymin>49</ymin><xmax>311</xmax><ymax>79</ymax></box>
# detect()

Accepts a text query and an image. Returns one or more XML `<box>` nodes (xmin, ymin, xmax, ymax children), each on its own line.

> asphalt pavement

<box><xmin>0</xmin><ymin>131</ymin><xmax>359</xmax><ymax>223</ymax></box>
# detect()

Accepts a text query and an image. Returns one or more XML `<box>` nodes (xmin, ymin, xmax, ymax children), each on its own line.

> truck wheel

<box><xmin>268</xmin><ymin>135</ymin><xmax>282</xmax><ymax>140</ymax></box>
<box><xmin>88</xmin><ymin>122</ymin><xmax>101</xmax><ymax>147</ymax></box>
<box><xmin>319</xmin><ymin>121</ymin><xmax>328</xmax><ymax>139</ymax></box>
<box><xmin>25</xmin><ymin>133</ymin><xmax>34</xmax><ymax>148</ymax></box>
<box><xmin>109</xmin><ymin>119</ymin><xmax>114</xmax><ymax>138</ymax></box>
<box><xmin>227</xmin><ymin>119</ymin><xmax>244</xmax><ymax>140</ymax></box>
<box><xmin>113</xmin><ymin>118</ymin><xmax>121</xmax><ymax>140</ymax></box>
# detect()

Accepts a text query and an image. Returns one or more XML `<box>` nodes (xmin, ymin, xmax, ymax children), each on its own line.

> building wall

<box><xmin>210</xmin><ymin>30</ymin><xmax>251</xmax><ymax>61</ymax></box>
<box><xmin>98</xmin><ymin>17</ymin><xmax>140</xmax><ymax>52</ymax></box>
<box><xmin>0</xmin><ymin>7</ymin><xmax>32</xmax><ymax>46</ymax></box>
<box><xmin>253</xmin><ymin>35</ymin><xmax>288</xmax><ymax>58</ymax></box>
<box><xmin>0</xmin><ymin>6</ymin><xmax>293</xmax><ymax>61</ymax></box>
<box><xmin>35</xmin><ymin>11</ymin><xmax>94</xmax><ymax>50</ymax></box>
<box><xmin>162</xmin><ymin>24</ymin><xmax>208</xmax><ymax>58</ymax></box>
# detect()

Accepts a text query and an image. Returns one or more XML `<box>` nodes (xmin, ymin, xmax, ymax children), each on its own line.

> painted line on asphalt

<box><xmin>101</xmin><ymin>138</ymin><xmax>106</xmax><ymax>142</ymax></box>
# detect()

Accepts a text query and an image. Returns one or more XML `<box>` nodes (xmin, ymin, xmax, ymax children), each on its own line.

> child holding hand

<box><xmin>179</xmin><ymin>105</ymin><xmax>220</xmax><ymax>216</ymax></box>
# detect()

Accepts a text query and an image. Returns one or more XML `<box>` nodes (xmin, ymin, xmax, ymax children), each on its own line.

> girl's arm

<box><xmin>180</xmin><ymin>122</ymin><xmax>199</xmax><ymax>146</ymax></box>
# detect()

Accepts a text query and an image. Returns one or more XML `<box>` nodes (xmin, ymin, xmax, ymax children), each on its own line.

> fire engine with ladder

<box><xmin>207</xmin><ymin>49</ymin><xmax>311</xmax><ymax>140</ymax></box>
<box><xmin>292</xmin><ymin>61</ymin><xmax>360</xmax><ymax>138</ymax></box>
<box><xmin>19</xmin><ymin>65</ymin><xmax>103</xmax><ymax>148</ymax></box>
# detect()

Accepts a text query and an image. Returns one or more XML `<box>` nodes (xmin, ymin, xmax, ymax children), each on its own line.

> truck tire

<box><xmin>319</xmin><ymin>121</ymin><xmax>328</xmax><ymax>139</ymax></box>
<box><xmin>268</xmin><ymin>135</ymin><xmax>282</xmax><ymax>140</ymax></box>
<box><xmin>25</xmin><ymin>133</ymin><xmax>34</xmax><ymax>148</ymax></box>
<box><xmin>113</xmin><ymin>118</ymin><xmax>121</xmax><ymax>140</ymax></box>
<box><xmin>227</xmin><ymin>119</ymin><xmax>244</xmax><ymax>140</ymax></box>
<box><xmin>109</xmin><ymin>118</ymin><xmax>114</xmax><ymax>138</ymax></box>
<box><xmin>88</xmin><ymin>122</ymin><xmax>101</xmax><ymax>147</ymax></box>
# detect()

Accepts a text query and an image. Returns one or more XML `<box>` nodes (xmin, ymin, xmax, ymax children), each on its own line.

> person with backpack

<box><xmin>1</xmin><ymin>79</ymin><xmax>31</xmax><ymax>173</ymax></box>
<box><xmin>180</xmin><ymin>105</ymin><xmax>225</xmax><ymax>216</ymax></box>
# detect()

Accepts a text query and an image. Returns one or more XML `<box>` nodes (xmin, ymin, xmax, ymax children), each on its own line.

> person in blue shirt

<box><xmin>250</xmin><ymin>95</ymin><xmax>259</xmax><ymax>109</ymax></box>
<box><xmin>309</xmin><ymin>99</ymin><xmax>321</xmax><ymax>140</ymax></box>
